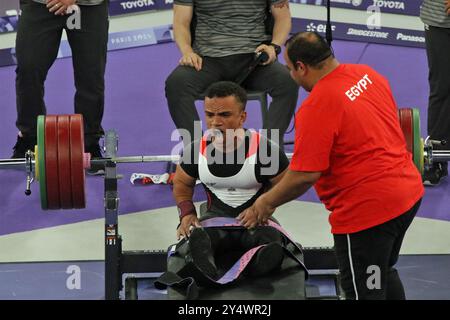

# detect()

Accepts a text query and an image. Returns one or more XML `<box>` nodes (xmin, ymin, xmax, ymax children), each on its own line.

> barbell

<box><xmin>1</xmin><ymin>109</ymin><xmax>449</xmax><ymax>210</ymax></box>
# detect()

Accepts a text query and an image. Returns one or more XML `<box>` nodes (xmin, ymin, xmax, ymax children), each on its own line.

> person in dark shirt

<box><xmin>12</xmin><ymin>0</ymin><xmax>108</xmax><ymax>175</ymax></box>
<box><xmin>420</xmin><ymin>0</ymin><xmax>450</xmax><ymax>184</ymax></box>
<box><xmin>166</xmin><ymin>0</ymin><xmax>298</xmax><ymax>148</ymax></box>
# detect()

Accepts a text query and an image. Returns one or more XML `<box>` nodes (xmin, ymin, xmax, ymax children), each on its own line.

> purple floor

<box><xmin>1</xmin><ymin>254</ymin><xmax>449</xmax><ymax>299</ymax></box>
<box><xmin>0</xmin><ymin>41</ymin><xmax>449</xmax><ymax>236</ymax></box>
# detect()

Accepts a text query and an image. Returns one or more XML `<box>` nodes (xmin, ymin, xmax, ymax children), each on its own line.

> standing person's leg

<box><xmin>242</xmin><ymin>61</ymin><xmax>298</xmax><ymax>147</ymax></box>
<box><xmin>385</xmin><ymin>199</ymin><xmax>421</xmax><ymax>299</ymax></box>
<box><xmin>333</xmin><ymin>231</ymin><xmax>392</xmax><ymax>300</ymax></box>
<box><xmin>165</xmin><ymin>58</ymin><xmax>224</xmax><ymax>146</ymax></box>
<box><xmin>424</xmin><ymin>26</ymin><xmax>450</xmax><ymax>180</ymax></box>
<box><xmin>425</xmin><ymin>26</ymin><xmax>450</xmax><ymax>144</ymax></box>
<box><xmin>13</xmin><ymin>0</ymin><xmax>64</xmax><ymax>157</ymax></box>
<box><xmin>66</xmin><ymin>1</ymin><xmax>109</xmax><ymax>155</ymax></box>
<box><xmin>333</xmin><ymin>200</ymin><xmax>421</xmax><ymax>300</ymax></box>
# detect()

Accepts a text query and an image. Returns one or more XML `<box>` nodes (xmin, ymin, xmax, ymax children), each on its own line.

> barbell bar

<box><xmin>0</xmin><ymin>109</ymin><xmax>449</xmax><ymax>210</ymax></box>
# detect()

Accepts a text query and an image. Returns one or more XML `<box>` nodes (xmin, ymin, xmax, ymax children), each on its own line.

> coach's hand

<box><xmin>47</xmin><ymin>0</ymin><xmax>76</xmax><ymax>16</ymax></box>
<box><xmin>238</xmin><ymin>195</ymin><xmax>275</xmax><ymax>229</ymax></box>
<box><xmin>179</xmin><ymin>51</ymin><xmax>203</xmax><ymax>71</ymax></box>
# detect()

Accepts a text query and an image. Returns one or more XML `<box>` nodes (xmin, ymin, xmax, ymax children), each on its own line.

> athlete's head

<box><xmin>284</xmin><ymin>31</ymin><xmax>337</xmax><ymax>92</ymax></box>
<box><xmin>204</xmin><ymin>81</ymin><xmax>247</xmax><ymax>133</ymax></box>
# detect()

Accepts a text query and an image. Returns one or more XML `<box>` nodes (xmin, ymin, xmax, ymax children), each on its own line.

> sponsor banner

<box><xmin>290</xmin><ymin>0</ymin><xmax>421</xmax><ymax>16</ymax></box>
<box><xmin>108</xmin><ymin>0</ymin><xmax>173</xmax><ymax>16</ymax></box>
<box><xmin>0</xmin><ymin>0</ymin><xmax>421</xmax><ymax>34</ymax></box>
<box><xmin>0</xmin><ymin>25</ymin><xmax>173</xmax><ymax>67</ymax></box>
<box><xmin>0</xmin><ymin>0</ymin><xmax>19</xmax><ymax>33</ymax></box>
<box><xmin>0</xmin><ymin>18</ymin><xmax>424</xmax><ymax>68</ymax></box>
<box><xmin>0</xmin><ymin>0</ymin><xmax>19</xmax><ymax>19</ymax></box>
<box><xmin>0</xmin><ymin>15</ymin><xmax>18</xmax><ymax>34</ymax></box>
<box><xmin>0</xmin><ymin>0</ymin><xmax>172</xmax><ymax>33</ymax></box>
<box><xmin>108</xmin><ymin>0</ymin><xmax>421</xmax><ymax>18</ymax></box>
<box><xmin>0</xmin><ymin>0</ymin><xmax>19</xmax><ymax>34</ymax></box>
<box><xmin>292</xmin><ymin>18</ymin><xmax>425</xmax><ymax>48</ymax></box>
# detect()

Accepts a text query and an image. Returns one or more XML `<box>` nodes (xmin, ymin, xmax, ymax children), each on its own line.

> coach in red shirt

<box><xmin>239</xmin><ymin>31</ymin><xmax>424</xmax><ymax>300</ymax></box>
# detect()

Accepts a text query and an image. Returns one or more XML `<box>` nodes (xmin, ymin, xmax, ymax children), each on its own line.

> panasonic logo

<box><xmin>372</xmin><ymin>0</ymin><xmax>405</xmax><ymax>10</ymax></box>
<box><xmin>396</xmin><ymin>33</ymin><xmax>425</xmax><ymax>43</ymax></box>
<box><xmin>120</xmin><ymin>0</ymin><xmax>155</xmax><ymax>10</ymax></box>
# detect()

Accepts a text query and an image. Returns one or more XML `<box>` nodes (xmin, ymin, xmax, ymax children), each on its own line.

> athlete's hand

<box><xmin>177</xmin><ymin>214</ymin><xmax>201</xmax><ymax>240</ymax></box>
<box><xmin>445</xmin><ymin>0</ymin><xmax>450</xmax><ymax>15</ymax></box>
<box><xmin>179</xmin><ymin>51</ymin><xmax>203</xmax><ymax>71</ymax></box>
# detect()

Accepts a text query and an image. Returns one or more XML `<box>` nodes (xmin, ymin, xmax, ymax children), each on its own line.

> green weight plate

<box><xmin>37</xmin><ymin>115</ymin><xmax>47</xmax><ymax>210</ymax></box>
<box><xmin>412</xmin><ymin>108</ymin><xmax>424</xmax><ymax>174</ymax></box>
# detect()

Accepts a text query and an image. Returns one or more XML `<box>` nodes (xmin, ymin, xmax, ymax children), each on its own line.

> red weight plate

<box><xmin>57</xmin><ymin>115</ymin><xmax>74</xmax><ymax>209</ymax></box>
<box><xmin>45</xmin><ymin>116</ymin><xmax>60</xmax><ymax>209</ymax></box>
<box><xmin>69</xmin><ymin>114</ymin><xmax>86</xmax><ymax>209</ymax></box>
<box><xmin>398</xmin><ymin>108</ymin><xmax>413</xmax><ymax>154</ymax></box>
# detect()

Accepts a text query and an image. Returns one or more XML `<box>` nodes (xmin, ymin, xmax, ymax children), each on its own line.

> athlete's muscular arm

<box><xmin>173</xmin><ymin>165</ymin><xmax>201</xmax><ymax>239</ymax></box>
<box><xmin>173</xmin><ymin>165</ymin><xmax>197</xmax><ymax>202</ymax></box>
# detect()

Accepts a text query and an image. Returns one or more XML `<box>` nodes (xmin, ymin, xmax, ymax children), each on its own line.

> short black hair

<box><xmin>205</xmin><ymin>81</ymin><xmax>247</xmax><ymax>111</ymax></box>
<box><xmin>285</xmin><ymin>31</ymin><xmax>333</xmax><ymax>69</ymax></box>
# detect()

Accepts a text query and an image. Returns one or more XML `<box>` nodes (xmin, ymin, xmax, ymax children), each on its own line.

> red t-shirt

<box><xmin>290</xmin><ymin>64</ymin><xmax>424</xmax><ymax>234</ymax></box>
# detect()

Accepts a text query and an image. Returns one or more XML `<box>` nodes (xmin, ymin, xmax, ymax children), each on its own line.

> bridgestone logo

<box><xmin>347</xmin><ymin>28</ymin><xmax>389</xmax><ymax>38</ymax></box>
<box><xmin>396</xmin><ymin>33</ymin><xmax>425</xmax><ymax>43</ymax></box>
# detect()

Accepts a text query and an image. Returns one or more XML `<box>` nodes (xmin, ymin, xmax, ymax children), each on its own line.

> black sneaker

<box><xmin>246</xmin><ymin>242</ymin><xmax>284</xmax><ymax>277</ymax></box>
<box><xmin>86</xmin><ymin>143</ymin><xmax>105</xmax><ymax>176</ymax></box>
<box><xmin>188</xmin><ymin>228</ymin><xmax>218</xmax><ymax>280</ymax></box>
<box><xmin>11</xmin><ymin>135</ymin><xmax>36</xmax><ymax>159</ymax></box>
<box><xmin>423</xmin><ymin>162</ymin><xmax>448</xmax><ymax>186</ymax></box>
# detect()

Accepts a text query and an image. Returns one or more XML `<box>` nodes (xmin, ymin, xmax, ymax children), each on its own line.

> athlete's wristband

<box><xmin>177</xmin><ymin>200</ymin><xmax>197</xmax><ymax>221</ymax></box>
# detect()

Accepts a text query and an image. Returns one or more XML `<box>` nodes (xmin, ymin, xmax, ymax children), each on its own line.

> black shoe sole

<box><xmin>188</xmin><ymin>228</ymin><xmax>218</xmax><ymax>279</ymax></box>
<box><xmin>423</xmin><ymin>164</ymin><xmax>447</xmax><ymax>186</ymax></box>
<box><xmin>247</xmin><ymin>242</ymin><xmax>284</xmax><ymax>277</ymax></box>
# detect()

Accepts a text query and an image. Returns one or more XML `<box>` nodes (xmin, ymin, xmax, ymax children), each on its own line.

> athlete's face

<box><xmin>204</xmin><ymin>95</ymin><xmax>247</xmax><ymax>133</ymax></box>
